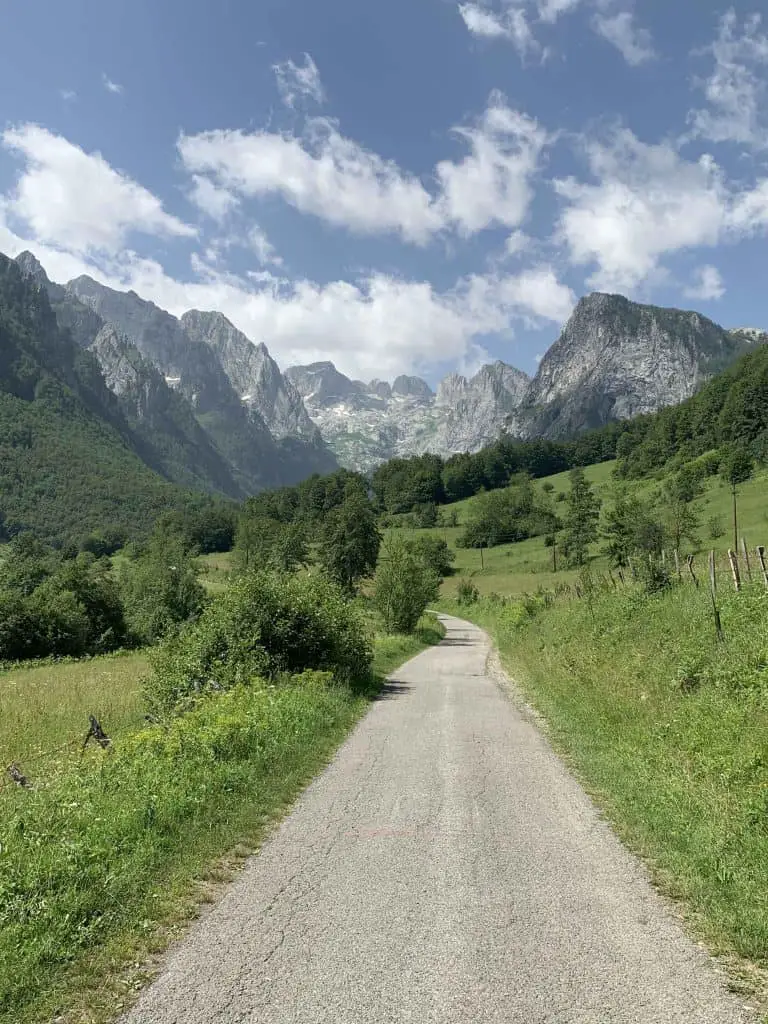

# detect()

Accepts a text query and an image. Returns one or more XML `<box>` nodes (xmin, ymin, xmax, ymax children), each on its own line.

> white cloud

<box><xmin>273</xmin><ymin>53</ymin><xmax>326</xmax><ymax>109</ymax></box>
<box><xmin>102</xmin><ymin>74</ymin><xmax>124</xmax><ymax>95</ymax></box>
<box><xmin>684</xmin><ymin>265</ymin><xmax>725</xmax><ymax>301</ymax></box>
<box><xmin>436</xmin><ymin>98</ymin><xmax>547</xmax><ymax>236</ymax></box>
<box><xmin>0</xmin><ymin>199</ymin><xmax>572</xmax><ymax>380</ymax></box>
<box><xmin>188</xmin><ymin>174</ymin><xmax>239</xmax><ymax>221</ymax></box>
<box><xmin>247</xmin><ymin>225</ymin><xmax>283</xmax><ymax>266</ymax></box>
<box><xmin>59</xmin><ymin>89</ymin><xmax>77</xmax><ymax>102</ymax></box>
<box><xmin>179</xmin><ymin>95</ymin><xmax>545</xmax><ymax>244</ymax></box>
<box><xmin>554</xmin><ymin>130</ymin><xmax>730</xmax><ymax>290</ymax></box>
<box><xmin>458</xmin><ymin>3</ymin><xmax>540</xmax><ymax>58</ymax></box>
<box><xmin>592</xmin><ymin>10</ymin><xmax>655</xmax><ymax>66</ymax></box>
<box><xmin>2</xmin><ymin>124</ymin><xmax>195</xmax><ymax>256</ymax></box>
<box><xmin>688</xmin><ymin>11</ymin><xmax>768</xmax><ymax>149</ymax></box>
<box><xmin>458</xmin><ymin>0</ymin><xmax>654</xmax><ymax>67</ymax></box>
<box><xmin>555</xmin><ymin>125</ymin><xmax>768</xmax><ymax>289</ymax></box>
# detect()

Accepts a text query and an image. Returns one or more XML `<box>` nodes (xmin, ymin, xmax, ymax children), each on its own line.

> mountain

<box><xmin>0</xmin><ymin>253</ymin><xmax>194</xmax><ymax>543</ymax></box>
<box><xmin>287</xmin><ymin>294</ymin><xmax>766</xmax><ymax>470</ymax></box>
<box><xmin>285</xmin><ymin>359</ymin><xmax>530</xmax><ymax>472</ymax></box>
<box><xmin>179</xmin><ymin>310</ymin><xmax>322</xmax><ymax>443</ymax></box>
<box><xmin>15</xmin><ymin>253</ymin><xmax>245</xmax><ymax>498</ymax></box>
<box><xmin>509</xmin><ymin>293</ymin><xmax>764</xmax><ymax>439</ymax></box>
<box><xmin>66</xmin><ymin>276</ymin><xmax>336</xmax><ymax>487</ymax></box>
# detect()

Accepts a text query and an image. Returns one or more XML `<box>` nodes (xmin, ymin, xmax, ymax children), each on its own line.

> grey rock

<box><xmin>509</xmin><ymin>293</ymin><xmax>764</xmax><ymax>439</ymax></box>
<box><xmin>180</xmin><ymin>310</ymin><xmax>320</xmax><ymax>442</ymax></box>
<box><xmin>288</xmin><ymin>359</ymin><xmax>530</xmax><ymax>472</ymax></box>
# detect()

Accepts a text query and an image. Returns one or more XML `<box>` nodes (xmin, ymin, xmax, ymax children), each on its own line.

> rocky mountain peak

<box><xmin>180</xmin><ymin>309</ymin><xmax>319</xmax><ymax>440</ymax></box>
<box><xmin>14</xmin><ymin>251</ymin><xmax>50</xmax><ymax>288</ymax></box>
<box><xmin>391</xmin><ymin>375</ymin><xmax>433</xmax><ymax>400</ymax></box>
<box><xmin>285</xmin><ymin>362</ymin><xmax>364</xmax><ymax>407</ymax></box>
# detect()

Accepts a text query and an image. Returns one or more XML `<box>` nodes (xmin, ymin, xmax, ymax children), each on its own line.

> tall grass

<box><xmin>449</xmin><ymin>582</ymin><xmax>768</xmax><ymax>997</ymax></box>
<box><xmin>0</xmin><ymin>651</ymin><xmax>148</xmax><ymax>774</ymax></box>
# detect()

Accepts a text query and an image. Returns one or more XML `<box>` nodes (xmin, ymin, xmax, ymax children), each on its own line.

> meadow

<box><xmin>389</xmin><ymin>460</ymin><xmax>768</xmax><ymax>598</ymax></box>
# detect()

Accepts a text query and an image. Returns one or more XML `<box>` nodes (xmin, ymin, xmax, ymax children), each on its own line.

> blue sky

<box><xmin>1</xmin><ymin>0</ymin><xmax>768</xmax><ymax>382</ymax></box>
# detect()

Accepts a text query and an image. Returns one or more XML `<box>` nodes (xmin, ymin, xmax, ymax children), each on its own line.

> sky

<box><xmin>1</xmin><ymin>0</ymin><xmax>768</xmax><ymax>383</ymax></box>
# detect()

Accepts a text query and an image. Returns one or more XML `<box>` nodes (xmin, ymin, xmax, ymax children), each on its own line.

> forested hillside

<box><xmin>0</xmin><ymin>254</ymin><xmax>226</xmax><ymax>545</ymax></box>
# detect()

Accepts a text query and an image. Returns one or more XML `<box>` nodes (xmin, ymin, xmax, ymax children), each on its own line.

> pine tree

<box><xmin>562</xmin><ymin>468</ymin><xmax>601</xmax><ymax>566</ymax></box>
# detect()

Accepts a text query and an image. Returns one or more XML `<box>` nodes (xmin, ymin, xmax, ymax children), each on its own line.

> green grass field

<box><xmin>390</xmin><ymin>461</ymin><xmax>768</xmax><ymax>599</ymax></box>
<box><xmin>0</xmin><ymin>651</ymin><xmax>149</xmax><ymax>782</ymax></box>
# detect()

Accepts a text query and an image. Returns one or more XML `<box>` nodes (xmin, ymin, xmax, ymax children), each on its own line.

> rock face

<box><xmin>286</xmin><ymin>359</ymin><xmax>531</xmax><ymax>472</ymax></box>
<box><xmin>180</xmin><ymin>311</ymin><xmax>320</xmax><ymax>442</ymax></box>
<box><xmin>509</xmin><ymin>293</ymin><xmax>762</xmax><ymax>439</ymax></box>
<box><xmin>66</xmin><ymin>276</ymin><xmax>337</xmax><ymax>488</ymax></box>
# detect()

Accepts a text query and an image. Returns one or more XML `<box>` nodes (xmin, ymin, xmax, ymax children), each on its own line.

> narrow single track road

<box><xmin>124</xmin><ymin>614</ymin><xmax>749</xmax><ymax>1023</ymax></box>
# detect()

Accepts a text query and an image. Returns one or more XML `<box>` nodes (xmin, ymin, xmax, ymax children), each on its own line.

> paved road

<box><xmin>125</xmin><ymin>615</ymin><xmax>748</xmax><ymax>1023</ymax></box>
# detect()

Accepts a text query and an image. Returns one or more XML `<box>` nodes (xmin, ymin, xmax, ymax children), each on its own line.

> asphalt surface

<box><xmin>124</xmin><ymin>614</ymin><xmax>749</xmax><ymax>1023</ymax></box>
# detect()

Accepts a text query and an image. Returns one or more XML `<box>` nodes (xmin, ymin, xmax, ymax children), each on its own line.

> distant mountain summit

<box><xmin>509</xmin><ymin>293</ymin><xmax>762</xmax><ymax>438</ymax></box>
<box><xmin>286</xmin><ymin>358</ymin><xmax>530</xmax><ymax>472</ymax></box>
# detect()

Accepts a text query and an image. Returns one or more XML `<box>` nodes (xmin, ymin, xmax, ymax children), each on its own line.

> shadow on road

<box><xmin>374</xmin><ymin>680</ymin><xmax>412</xmax><ymax>701</ymax></box>
<box><xmin>438</xmin><ymin>638</ymin><xmax>475</xmax><ymax>647</ymax></box>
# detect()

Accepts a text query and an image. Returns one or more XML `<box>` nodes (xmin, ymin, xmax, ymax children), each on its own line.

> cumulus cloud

<box><xmin>0</xmin><ymin>197</ymin><xmax>572</xmax><ymax>381</ymax></box>
<box><xmin>59</xmin><ymin>89</ymin><xmax>77</xmax><ymax>102</ymax></box>
<box><xmin>273</xmin><ymin>53</ymin><xmax>326</xmax><ymax>108</ymax></box>
<box><xmin>179</xmin><ymin>94</ymin><xmax>546</xmax><ymax>244</ymax></box>
<box><xmin>554</xmin><ymin>130</ymin><xmax>729</xmax><ymax>290</ymax></box>
<box><xmin>2</xmin><ymin>124</ymin><xmax>195</xmax><ymax>256</ymax></box>
<box><xmin>592</xmin><ymin>10</ymin><xmax>655</xmax><ymax>65</ymax></box>
<box><xmin>102</xmin><ymin>74</ymin><xmax>124</xmax><ymax>95</ymax></box>
<box><xmin>684</xmin><ymin>265</ymin><xmax>725</xmax><ymax>301</ymax></box>
<box><xmin>688</xmin><ymin>11</ymin><xmax>768</xmax><ymax>149</ymax></box>
<box><xmin>554</xmin><ymin>126</ymin><xmax>768</xmax><ymax>289</ymax></box>
<box><xmin>247</xmin><ymin>225</ymin><xmax>282</xmax><ymax>266</ymax></box>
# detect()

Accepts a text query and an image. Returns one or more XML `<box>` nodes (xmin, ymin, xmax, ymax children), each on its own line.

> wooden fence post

<box><xmin>709</xmin><ymin>551</ymin><xmax>724</xmax><ymax>642</ymax></box>
<box><xmin>686</xmin><ymin>554</ymin><xmax>699</xmax><ymax>588</ymax></box>
<box><xmin>757</xmin><ymin>546</ymin><xmax>768</xmax><ymax>588</ymax></box>
<box><xmin>741</xmin><ymin>537</ymin><xmax>752</xmax><ymax>583</ymax></box>
<box><xmin>674</xmin><ymin>549</ymin><xmax>681</xmax><ymax>581</ymax></box>
<box><xmin>627</xmin><ymin>556</ymin><xmax>636</xmax><ymax>581</ymax></box>
<box><xmin>728</xmin><ymin>549</ymin><xmax>741</xmax><ymax>592</ymax></box>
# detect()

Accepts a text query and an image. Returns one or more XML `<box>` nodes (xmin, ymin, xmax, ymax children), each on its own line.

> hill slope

<box><xmin>0</xmin><ymin>254</ymin><xmax>194</xmax><ymax>543</ymax></box>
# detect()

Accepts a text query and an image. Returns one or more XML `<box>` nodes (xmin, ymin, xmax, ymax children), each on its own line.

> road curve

<box><xmin>124</xmin><ymin>614</ymin><xmax>748</xmax><ymax>1023</ymax></box>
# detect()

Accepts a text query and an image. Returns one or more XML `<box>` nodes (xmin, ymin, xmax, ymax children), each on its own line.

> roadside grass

<box><xmin>444</xmin><ymin>582</ymin><xmax>768</xmax><ymax>1006</ymax></box>
<box><xmin>0</xmin><ymin>611</ymin><xmax>442</xmax><ymax>1024</ymax></box>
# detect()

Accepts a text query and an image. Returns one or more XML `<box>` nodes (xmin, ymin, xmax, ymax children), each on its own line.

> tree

<box><xmin>721</xmin><ymin>446</ymin><xmax>753</xmax><ymax>552</ymax></box>
<box><xmin>321</xmin><ymin>493</ymin><xmax>381</xmax><ymax>593</ymax></box>
<box><xmin>374</xmin><ymin>537</ymin><xmax>440</xmax><ymax>634</ymax></box>
<box><xmin>658</xmin><ymin>475</ymin><xmax>700</xmax><ymax>553</ymax></box>
<box><xmin>603</xmin><ymin>491</ymin><xmax>662</xmax><ymax>567</ymax></box>
<box><xmin>561</xmin><ymin>468</ymin><xmax>601</xmax><ymax>566</ymax></box>
<box><xmin>120</xmin><ymin>526</ymin><xmax>206</xmax><ymax>644</ymax></box>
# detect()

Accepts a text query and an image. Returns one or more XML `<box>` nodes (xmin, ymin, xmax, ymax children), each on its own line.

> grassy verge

<box><xmin>444</xmin><ymin>584</ymin><xmax>768</xmax><ymax>1006</ymax></box>
<box><xmin>0</xmin><ymin>615</ymin><xmax>442</xmax><ymax>1024</ymax></box>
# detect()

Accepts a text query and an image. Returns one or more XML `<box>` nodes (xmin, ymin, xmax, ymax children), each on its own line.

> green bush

<box><xmin>120</xmin><ymin>529</ymin><xmax>206</xmax><ymax>645</ymax></box>
<box><xmin>408</xmin><ymin>535</ymin><xmax>455</xmax><ymax>578</ymax></box>
<box><xmin>146</xmin><ymin>570</ymin><xmax>373</xmax><ymax>713</ymax></box>
<box><xmin>374</xmin><ymin>537</ymin><xmax>440</xmax><ymax>634</ymax></box>
<box><xmin>456</xmin><ymin>578</ymin><xmax>480</xmax><ymax>605</ymax></box>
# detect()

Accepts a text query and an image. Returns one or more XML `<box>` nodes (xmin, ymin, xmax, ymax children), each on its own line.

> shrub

<box><xmin>146</xmin><ymin>570</ymin><xmax>373</xmax><ymax>713</ymax></box>
<box><xmin>374</xmin><ymin>537</ymin><xmax>440</xmax><ymax>634</ymax></box>
<box><xmin>408</xmin><ymin>535</ymin><xmax>455</xmax><ymax>578</ymax></box>
<box><xmin>457</xmin><ymin>578</ymin><xmax>480</xmax><ymax>605</ymax></box>
<box><xmin>708</xmin><ymin>515</ymin><xmax>726</xmax><ymax>540</ymax></box>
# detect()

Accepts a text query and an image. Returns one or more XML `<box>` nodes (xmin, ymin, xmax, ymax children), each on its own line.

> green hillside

<box><xmin>0</xmin><ymin>254</ymin><xmax>201</xmax><ymax>544</ymax></box>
